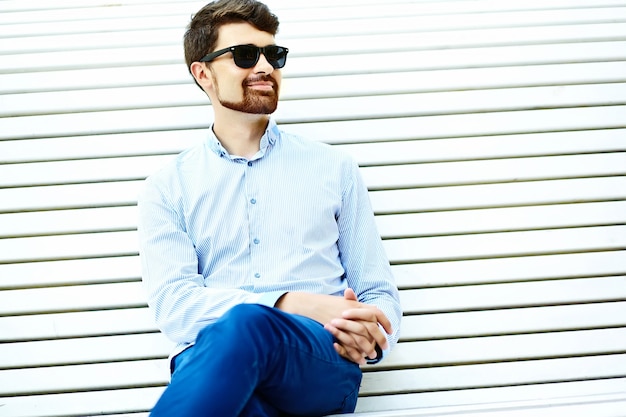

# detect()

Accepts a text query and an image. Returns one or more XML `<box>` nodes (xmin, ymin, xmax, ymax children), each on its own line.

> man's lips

<box><xmin>246</xmin><ymin>81</ymin><xmax>274</xmax><ymax>90</ymax></box>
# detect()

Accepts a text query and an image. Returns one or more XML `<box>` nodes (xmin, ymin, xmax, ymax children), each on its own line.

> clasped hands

<box><xmin>275</xmin><ymin>289</ymin><xmax>392</xmax><ymax>365</ymax></box>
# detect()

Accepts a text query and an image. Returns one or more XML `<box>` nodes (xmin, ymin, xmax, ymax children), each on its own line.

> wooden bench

<box><xmin>1</xmin><ymin>0</ymin><xmax>626</xmax><ymax>416</ymax></box>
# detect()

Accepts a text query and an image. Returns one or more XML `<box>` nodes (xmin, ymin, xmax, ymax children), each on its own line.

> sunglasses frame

<box><xmin>199</xmin><ymin>44</ymin><xmax>289</xmax><ymax>69</ymax></box>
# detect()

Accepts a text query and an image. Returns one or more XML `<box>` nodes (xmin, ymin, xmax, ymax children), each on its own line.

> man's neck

<box><xmin>212</xmin><ymin>111</ymin><xmax>270</xmax><ymax>159</ymax></box>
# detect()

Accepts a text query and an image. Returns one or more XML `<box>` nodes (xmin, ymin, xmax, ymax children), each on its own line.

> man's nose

<box><xmin>253</xmin><ymin>52</ymin><xmax>274</xmax><ymax>73</ymax></box>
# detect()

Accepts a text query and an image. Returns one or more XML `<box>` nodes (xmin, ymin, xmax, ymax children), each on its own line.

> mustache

<box><xmin>244</xmin><ymin>74</ymin><xmax>277</xmax><ymax>86</ymax></box>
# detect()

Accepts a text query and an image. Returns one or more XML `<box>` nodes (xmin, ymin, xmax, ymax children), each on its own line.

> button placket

<box><xmin>245</xmin><ymin>159</ymin><xmax>263</xmax><ymax>281</ymax></box>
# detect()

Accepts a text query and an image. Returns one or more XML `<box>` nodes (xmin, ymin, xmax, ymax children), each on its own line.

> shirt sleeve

<box><xmin>336</xmin><ymin>157</ymin><xmax>403</xmax><ymax>357</ymax></box>
<box><xmin>138</xmin><ymin>175</ymin><xmax>283</xmax><ymax>344</ymax></box>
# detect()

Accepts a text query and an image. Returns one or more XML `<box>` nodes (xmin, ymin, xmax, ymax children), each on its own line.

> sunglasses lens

<box><xmin>232</xmin><ymin>45</ymin><xmax>259</xmax><ymax>68</ymax></box>
<box><xmin>265</xmin><ymin>46</ymin><xmax>288</xmax><ymax>69</ymax></box>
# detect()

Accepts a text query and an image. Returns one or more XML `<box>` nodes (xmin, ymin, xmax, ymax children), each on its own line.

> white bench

<box><xmin>1</xmin><ymin>1</ymin><xmax>626</xmax><ymax>416</ymax></box>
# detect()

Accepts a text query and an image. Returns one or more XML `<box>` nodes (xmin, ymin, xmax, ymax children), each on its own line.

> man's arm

<box><xmin>330</xmin><ymin>158</ymin><xmax>403</xmax><ymax>363</ymax></box>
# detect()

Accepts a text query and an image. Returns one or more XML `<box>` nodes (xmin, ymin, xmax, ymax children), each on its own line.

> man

<box><xmin>138</xmin><ymin>0</ymin><xmax>402</xmax><ymax>415</ymax></box>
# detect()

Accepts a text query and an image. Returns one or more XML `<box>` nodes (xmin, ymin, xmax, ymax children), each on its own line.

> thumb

<box><xmin>344</xmin><ymin>288</ymin><xmax>358</xmax><ymax>301</ymax></box>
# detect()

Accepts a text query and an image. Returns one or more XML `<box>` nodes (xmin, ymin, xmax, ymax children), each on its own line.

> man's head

<box><xmin>185</xmin><ymin>0</ymin><xmax>285</xmax><ymax>115</ymax></box>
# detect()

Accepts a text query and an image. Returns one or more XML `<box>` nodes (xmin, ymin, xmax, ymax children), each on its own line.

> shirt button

<box><xmin>247</xmin><ymin>161</ymin><xmax>253</xmax><ymax>167</ymax></box>
<box><xmin>250</xmin><ymin>198</ymin><xmax>257</xmax><ymax>204</ymax></box>
<box><xmin>253</xmin><ymin>238</ymin><xmax>260</xmax><ymax>245</ymax></box>
<box><xmin>255</xmin><ymin>273</ymin><xmax>261</xmax><ymax>279</ymax></box>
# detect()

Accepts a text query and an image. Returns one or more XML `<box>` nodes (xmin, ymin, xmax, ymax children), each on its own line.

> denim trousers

<box><xmin>149</xmin><ymin>304</ymin><xmax>363</xmax><ymax>417</ymax></box>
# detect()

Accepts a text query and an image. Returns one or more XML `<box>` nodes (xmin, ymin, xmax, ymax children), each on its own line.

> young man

<box><xmin>138</xmin><ymin>0</ymin><xmax>402</xmax><ymax>415</ymax></box>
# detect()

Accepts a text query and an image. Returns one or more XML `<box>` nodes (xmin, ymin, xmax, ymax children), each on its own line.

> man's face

<box><xmin>206</xmin><ymin>22</ymin><xmax>281</xmax><ymax>114</ymax></box>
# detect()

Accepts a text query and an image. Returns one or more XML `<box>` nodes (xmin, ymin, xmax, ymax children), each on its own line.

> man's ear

<box><xmin>190</xmin><ymin>62</ymin><xmax>213</xmax><ymax>91</ymax></box>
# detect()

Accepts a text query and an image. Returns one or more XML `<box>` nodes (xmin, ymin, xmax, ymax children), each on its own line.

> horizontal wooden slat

<box><xmin>2</xmin><ymin>151</ymin><xmax>624</xmax><ymax>189</ymax></box>
<box><xmin>0</xmin><ymin>333</ymin><xmax>174</xmax><ymax>369</ymax></box>
<box><xmin>377</xmin><ymin>201</ymin><xmax>626</xmax><ymax>238</ymax></box>
<box><xmin>0</xmin><ymin>282</ymin><xmax>147</xmax><ymax>316</ymax></box>
<box><xmin>0</xmin><ymin>308</ymin><xmax>157</xmax><ymax>342</ymax></box>
<box><xmin>401</xmin><ymin>301</ymin><xmax>626</xmax><ymax>341</ymax></box>
<box><xmin>0</xmin><ymin>206</ymin><xmax>137</xmax><ymax>238</ymax></box>
<box><xmin>382</xmin><ymin>328</ymin><xmax>626</xmax><ymax>370</ymax></box>
<box><xmin>369</xmin><ymin>176</ymin><xmax>626</xmax><ymax>214</ymax></box>
<box><xmin>361</xmin><ymin>153</ymin><xmax>626</xmax><ymax>190</ymax></box>
<box><xmin>0</xmin><ymin>231</ymin><xmax>139</xmax><ymax>264</ymax></box>
<box><xmin>393</xmin><ymin>251</ymin><xmax>626</xmax><ymax>288</ymax></box>
<box><xmin>0</xmin><ymin>359</ymin><xmax>171</xmax><ymax>396</ymax></box>
<box><xmin>360</xmin><ymin>353</ymin><xmax>626</xmax><ymax>396</ymax></box>
<box><xmin>354</xmin><ymin>391</ymin><xmax>626</xmax><ymax>416</ymax></box>
<box><xmin>0</xmin><ymin>181</ymin><xmax>143</xmax><ymax>213</ymax></box>
<box><xmin>400</xmin><ymin>276</ymin><xmax>626</xmax><ymax>315</ymax></box>
<box><xmin>386</xmin><ymin>225</ymin><xmax>626</xmax><ymax>264</ymax></box>
<box><xmin>0</xmin><ymin>256</ymin><xmax>140</xmax><ymax>290</ymax></box>
<box><xmin>0</xmin><ymin>386</ymin><xmax>162</xmax><ymax>417</ymax></box>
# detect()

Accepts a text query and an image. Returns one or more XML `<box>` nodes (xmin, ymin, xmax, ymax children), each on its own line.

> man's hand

<box><xmin>275</xmin><ymin>289</ymin><xmax>393</xmax><ymax>365</ymax></box>
<box><xmin>323</xmin><ymin>288</ymin><xmax>392</xmax><ymax>365</ymax></box>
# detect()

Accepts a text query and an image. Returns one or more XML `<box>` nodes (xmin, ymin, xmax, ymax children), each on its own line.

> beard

<box><xmin>215</xmin><ymin>74</ymin><xmax>279</xmax><ymax>115</ymax></box>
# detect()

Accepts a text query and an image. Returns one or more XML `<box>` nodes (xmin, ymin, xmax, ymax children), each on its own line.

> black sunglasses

<box><xmin>199</xmin><ymin>44</ymin><xmax>289</xmax><ymax>69</ymax></box>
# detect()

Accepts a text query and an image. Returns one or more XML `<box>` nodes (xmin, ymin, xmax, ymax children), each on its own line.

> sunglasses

<box><xmin>199</xmin><ymin>44</ymin><xmax>289</xmax><ymax>69</ymax></box>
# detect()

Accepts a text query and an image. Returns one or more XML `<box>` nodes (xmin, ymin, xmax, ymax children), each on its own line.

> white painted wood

<box><xmin>1</xmin><ymin>0</ymin><xmax>625</xmax><ymax>415</ymax></box>
<box><xmin>393</xmin><ymin>251</ymin><xmax>626</xmax><ymax>288</ymax></box>
<box><xmin>401</xmin><ymin>301</ymin><xmax>626</xmax><ymax>340</ymax></box>
<box><xmin>0</xmin><ymin>307</ymin><xmax>157</xmax><ymax>342</ymax></box>
<box><xmin>400</xmin><ymin>276</ymin><xmax>626</xmax><ymax>314</ymax></box>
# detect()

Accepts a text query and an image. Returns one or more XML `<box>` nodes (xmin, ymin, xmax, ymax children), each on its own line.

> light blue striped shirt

<box><xmin>138</xmin><ymin>119</ymin><xmax>401</xmax><ymax>360</ymax></box>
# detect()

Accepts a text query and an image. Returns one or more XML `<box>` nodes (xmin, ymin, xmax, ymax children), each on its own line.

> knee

<box><xmin>221</xmin><ymin>303</ymin><xmax>276</xmax><ymax>330</ymax></box>
<box><xmin>196</xmin><ymin>304</ymin><xmax>280</xmax><ymax>356</ymax></box>
<box><xmin>201</xmin><ymin>304</ymin><xmax>275</xmax><ymax>341</ymax></box>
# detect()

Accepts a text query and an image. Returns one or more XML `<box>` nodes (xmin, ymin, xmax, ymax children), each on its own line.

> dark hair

<box><xmin>184</xmin><ymin>0</ymin><xmax>280</xmax><ymax>71</ymax></box>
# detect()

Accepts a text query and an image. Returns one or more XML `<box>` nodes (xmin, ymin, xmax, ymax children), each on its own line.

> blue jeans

<box><xmin>150</xmin><ymin>304</ymin><xmax>363</xmax><ymax>416</ymax></box>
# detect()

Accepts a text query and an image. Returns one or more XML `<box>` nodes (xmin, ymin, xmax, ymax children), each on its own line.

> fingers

<box><xmin>328</xmin><ymin>316</ymin><xmax>388</xmax><ymax>353</ymax></box>
<box><xmin>341</xmin><ymin>306</ymin><xmax>393</xmax><ymax>337</ymax></box>
<box><xmin>332</xmin><ymin>342</ymin><xmax>366</xmax><ymax>366</ymax></box>
<box><xmin>341</xmin><ymin>288</ymin><xmax>393</xmax><ymax>336</ymax></box>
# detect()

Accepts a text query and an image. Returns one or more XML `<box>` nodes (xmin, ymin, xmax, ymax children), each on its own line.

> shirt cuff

<box><xmin>365</xmin><ymin>343</ymin><xmax>386</xmax><ymax>365</ymax></box>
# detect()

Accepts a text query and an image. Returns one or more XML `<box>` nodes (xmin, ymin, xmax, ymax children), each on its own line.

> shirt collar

<box><xmin>207</xmin><ymin>118</ymin><xmax>280</xmax><ymax>160</ymax></box>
